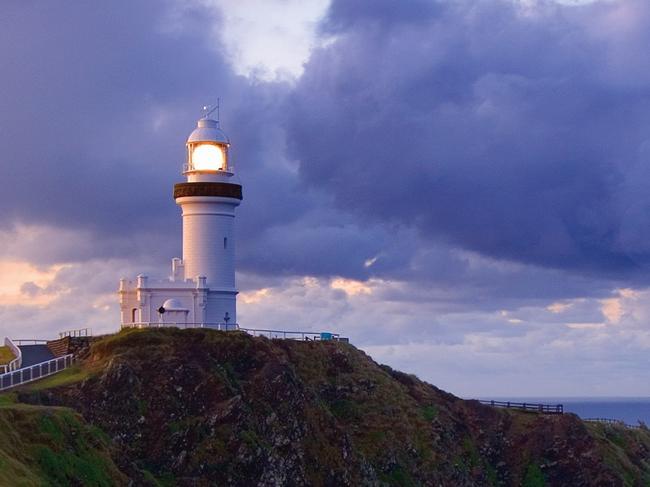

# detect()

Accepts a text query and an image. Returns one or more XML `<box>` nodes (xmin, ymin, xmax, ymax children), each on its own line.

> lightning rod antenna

<box><xmin>201</xmin><ymin>99</ymin><xmax>220</xmax><ymax>122</ymax></box>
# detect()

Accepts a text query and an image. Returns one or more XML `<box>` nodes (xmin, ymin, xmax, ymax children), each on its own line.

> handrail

<box><xmin>0</xmin><ymin>354</ymin><xmax>74</xmax><ymax>392</ymax></box>
<box><xmin>13</xmin><ymin>339</ymin><xmax>49</xmax><ymax>345</ymax></box>
<box><xmin>122</xmin><ymin>322</ymin><xmax>342</xmax><ymax>341</ymax></box>
<box><xmin>478</xmin><ymin>399</ymin><xmax>564</xmax><ymax>414</ymax></box>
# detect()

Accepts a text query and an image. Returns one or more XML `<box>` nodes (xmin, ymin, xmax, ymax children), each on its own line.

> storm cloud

<box><xmin>287</xmin><ymin>0</ymin><xmax>650</xmax><ymax>279</ymax></box>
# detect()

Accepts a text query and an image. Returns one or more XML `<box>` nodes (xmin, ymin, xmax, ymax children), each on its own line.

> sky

<box><xmin>1</xmin><ymin>0</ymin><xmax>649</xmax><ymax>397</ymax></box>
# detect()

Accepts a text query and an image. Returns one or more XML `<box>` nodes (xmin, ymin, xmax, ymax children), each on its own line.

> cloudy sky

<box><xmin>1</xmin><ymin>0</ymin><xmax>649</xmax><ymax>397</ymax></box>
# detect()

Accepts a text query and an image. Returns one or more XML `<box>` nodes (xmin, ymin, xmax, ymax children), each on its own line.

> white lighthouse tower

<box><xmin>119</xmin><ymin>111</ymin><xmax>243</xmax><ymax>328</ymax></box>
<box><xmin>175</xmin><ymin>115</ymin><xmax>242</xmax><ymax>323</ymax></box>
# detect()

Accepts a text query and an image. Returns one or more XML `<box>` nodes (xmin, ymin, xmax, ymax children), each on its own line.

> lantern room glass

<box><xmin>189</xmin><ymin>142</ymin><xmax>227</xmax><ymax>171</ymax></box>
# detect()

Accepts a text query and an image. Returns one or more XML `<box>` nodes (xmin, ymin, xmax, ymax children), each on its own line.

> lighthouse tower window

<box><xmin>224</xmin><ymin>237</ymin><xmax>228</xmax><ymax>249</ymax></box>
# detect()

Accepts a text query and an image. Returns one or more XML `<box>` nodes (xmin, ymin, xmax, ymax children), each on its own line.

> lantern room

<box><xmin>185</xmin><ymin>118</ymin><xmax>231</xmax><ymax>173</ymax></box>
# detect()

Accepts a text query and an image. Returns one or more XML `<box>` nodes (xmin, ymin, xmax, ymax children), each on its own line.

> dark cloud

<box><xmin>0</xmin><ymin>0</ymin><xmax>405</xmax><ymax>283</ymax></box>
<box><xmin>0</xmin><ymin>1</ymin><xmax>226</xmax><ymax>236</ymax></box>
<box><xmin>2</xmin><ymin>0</ymin><xmax>650</xmax><ymax>304</ymax></box>
<box><xmin>286</xmin><ymin>0</ymin><xmax>650</xmax><ymax>280</ymax></box>
<box><xmin>0</xmin><ymin>0</ymin><xmax>321</xmax><ymax>274</ymax></box>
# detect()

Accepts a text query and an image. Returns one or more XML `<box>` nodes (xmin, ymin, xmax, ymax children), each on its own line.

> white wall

<box><xmin>119</xmin><ymin>279</ymin><xmax>238</xmax><ymax>325</ymax></box>
<box><xmin>178</xmin><ymin>196</ymin><xmax>239</xmax><ymax>290</ymax></box>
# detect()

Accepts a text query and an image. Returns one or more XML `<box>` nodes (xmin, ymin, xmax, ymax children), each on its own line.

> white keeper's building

<box><xmin>119</xmin><ymin>114</ymin><xmax>243</xmax><ymax>328</ymax></box>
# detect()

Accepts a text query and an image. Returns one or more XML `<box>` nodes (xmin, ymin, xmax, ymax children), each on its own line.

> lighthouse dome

<box><xmin>187</xmin><ymin>118</ymin><xmax>229</xmax><ymax>144</ymax></box>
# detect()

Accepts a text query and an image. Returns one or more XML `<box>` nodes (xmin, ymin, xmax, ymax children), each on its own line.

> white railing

<box><xmin>0</xmin><ymin>337</ymin><xmax>22</xmax><ymax>374</ymax></box>
<box><xmin>0</xmin><ymin>354</ymin><xmax>74</xmax><ymax>392</ymax></box>
<box><xmin>238</xmin><ymin>327</ymin><xmax>341</xmax><ymax>341</ymax></box>
<box><xmin>125</xmin><ymin>322</ymin><xmax>239</xmax><ymax>331</ymax></box>
<box><xmin>12</xmin><ymin>339</ymin><xmax>49</xmax><ymax>345</ymax></box>
<box><xmin>122</xmin><ymin>322</ymin><xmax>342</xmax><ymax>341</ymax></box>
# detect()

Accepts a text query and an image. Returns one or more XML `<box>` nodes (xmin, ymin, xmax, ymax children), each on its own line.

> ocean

<box><xmin>478</xmin><ymin>398</ymin><xmax>650</xmax><ymax>426</ymax></box>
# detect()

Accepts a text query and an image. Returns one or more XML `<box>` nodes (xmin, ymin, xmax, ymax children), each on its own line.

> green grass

<box><xmin>21</xmin><ymin>365</ymin><xmax>91</xmax><ymax>392</ymax></box>
<box><xmin>421</xmin><ymin>404</ymin><xmax>438</xmax><ymax>421</ymax></box>
<box><xmin>329</xmin><ymin>398</ymin><xmax>361</xmax><ymax>420</ymax></box>
<box><xmin>0</xmin><ymin>346</ymin><xmax>15</xmax><ymax>365</ymax></box>
<box><xmin>0</xmin><ymin>404</ymin><xmax>128</xmax><ymax>486</ymax></box>
<box><xmin>0</xmin><ymin>392</ymin><xmax>71</xmax><ymax>412</ymax></box>
<box><xmin>523</xmin><ymin>463</ymin><xmax>546</xmax><ymax>487</ymax></box>
<box><xmin>379</xmin><ymin>465</ymin><xmax>416</xmax><ymax>487</ymax></box>
<box><xmin>0</xmin><ymin>393</ymin><xmax>17</xmax><ymax>407</ymax></box>
<box><xmin>35</xmin><ymin>444</ymin><xmax>116</xmax><ymax>487</ymax></box>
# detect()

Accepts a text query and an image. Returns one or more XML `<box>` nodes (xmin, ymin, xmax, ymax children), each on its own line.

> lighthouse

<box><xmin>119</xmin><ymin>111</ymin><xmax>243</xmax><ymax>328</ymax></box>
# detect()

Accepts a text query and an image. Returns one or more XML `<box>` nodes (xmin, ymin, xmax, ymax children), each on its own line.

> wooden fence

<box><xmin>479</xmin><ymin>400</ymin><xmax>564</xmax><ymax>414</ymax></box>
<box><xmin>583</xmin><ymin>418</ymin><xmax>643</xmax><ymax>430</ymax></box>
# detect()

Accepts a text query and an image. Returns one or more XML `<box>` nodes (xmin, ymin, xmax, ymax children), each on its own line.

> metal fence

<box><xmin>238</xmin><ymin>327</ymin><xmax>341</xmax><ymax>341</ymax></box>
<box><xmin>0</xmin><ymin>354</ymin><xmax>74</xmax><ymax>392</ymax></box>
<box><xmin>123</xmin><ymin>322</ymin><xmax>342</xmax><ymax>341</ymax></box>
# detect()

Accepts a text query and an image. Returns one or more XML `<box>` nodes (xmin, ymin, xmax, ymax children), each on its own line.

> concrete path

<box><xmin>18</xmin><ymin>345</ymin><xmax>55</xmax><ymax>367</ymax></box>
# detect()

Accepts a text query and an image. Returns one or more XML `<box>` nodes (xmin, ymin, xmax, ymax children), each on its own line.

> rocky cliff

<box><xmin>2</xmin><ymin>327</ymin><xmax>649</xmax><ymax>486</ymax></box>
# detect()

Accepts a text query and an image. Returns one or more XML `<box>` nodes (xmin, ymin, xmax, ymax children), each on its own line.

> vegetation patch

<box><xmin>0</xmin><ymin>404</ymin><xmax>127</xmax><ymax>486</ymax></box>
<box><xmin>0</xmin><ymin>346</ymin><xmax>15</xmax><ymax>365</ymax></box>
<box><xmin>0</xmin><ymin>392</ymin><xmax>17</xmax><ymax>407</ymax></box>
<box><xmin>329</xmin><ymin>398</ymin><xmax>361</xmax><ymax>421</ymax></box>
<box><xmin>21</xmin><ymin>365</ymin><xmax>91</xmax><ymax>392</ymax></box>
<box><xmin>523</xmin><ymin>463</ymin><xmax>546</xmax><ymax>487</ymax></box>
<box><xmin>421</xmin><ymin>404</ymin><xmax>438</xmax><ymax>421</ymax></box>
<box><xmin>380</xmin><ymin>465</ymin><xmax>416</xmax><ymax>487</ymax></box>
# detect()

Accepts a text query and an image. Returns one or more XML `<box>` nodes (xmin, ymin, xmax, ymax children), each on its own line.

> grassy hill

<box><xmin>1</xmin><ymin>327</ymin><xmax>649</xmax><ymax>486</ymax></box>
<box><xmin>0</xmin><ymin>393</ymin><xmax>127</xmax><ymax>486</ymax></box>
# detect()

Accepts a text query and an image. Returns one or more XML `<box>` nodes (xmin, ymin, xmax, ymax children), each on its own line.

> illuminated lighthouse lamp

<box><xmin>185</xmin><ymin>117</ymin><xmax>230</xmax><ymax>173</ymax></box>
